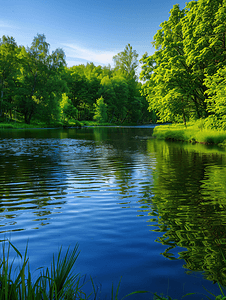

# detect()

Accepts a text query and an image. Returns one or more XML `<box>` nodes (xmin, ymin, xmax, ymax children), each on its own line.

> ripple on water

<box><xmin>0</xmin><ymin>130</ymin><xmax>225</xmax><ymax>299</ymax></box>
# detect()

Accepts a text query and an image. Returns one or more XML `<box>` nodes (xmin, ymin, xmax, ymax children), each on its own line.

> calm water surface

<box><xmin>1</xmin><ymin>126</ymin><xmax>226</xmax><ymax>299</ymax></box>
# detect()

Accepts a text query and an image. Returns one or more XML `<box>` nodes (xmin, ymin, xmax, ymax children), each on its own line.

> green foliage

<box><xmin>205</xmin><ymin>66</ymin><xmax>226</xmax><ymax>129</ymax></box>
<box><xmin>140</xmin><ymin>0</ymin><xmax>226</xmax><ymax>126</ymax></box>
<box><xmin>0</xmin><ymin>34</ymin><xmax>153</xmax><ymax>126</ymax></box>
<box><xmin>93</xmin><ymin>96</ymin><xmax>108</xmax><ymax>123</ymax></box>
<box><xmin>140</xmin><ymin>4</ymin><xmax>199</xmax><ymax>124</ymax></box>
<box><xmin>0</xmin><ymin>35</ymin><xmax>19</xmax><ymax>119</ymax></box>
<box><xmin>60</xmin><ymin>93</ymin><xmax>79</xmax><ymax>121</ymax></box>
<box><xmin>0</xmin><ymin>240</ymin><xmax>83</xmax><ymax>300</ymax></box>
<box><xmin>15</xmin><ymin>34</ymin><xmax>67</xmax><ymax>124</ymax></box>
<box><xmin>113</xmin><ymin>44</ymin><xmax>138</xmax><ymax>81</ymax></box>
<box><xmin>0</xmin><ymin>241</ymin><xmax>149</xmax><ymax>300</ymax></box>
<box><xmin>98</xmin><ymin>76</ymin><xmax>116</xmax><ymax>121</ymax></box>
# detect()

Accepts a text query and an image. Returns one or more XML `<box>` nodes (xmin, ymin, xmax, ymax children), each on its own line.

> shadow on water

<box><xmin>145</xmin><ymin>139</ymin><xmax>226</xmax><ymax>287</ymax></box>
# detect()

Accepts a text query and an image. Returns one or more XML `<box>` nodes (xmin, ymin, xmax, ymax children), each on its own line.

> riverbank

<box><xmin>153</xmin><ymin>121</ymin><xmax>226</xmax><ymax>147</ymax></box>
<box><xmin>0</xmin><ymin>120</ymin><xmax>144</xmax><ymax>130</ymax></box>
<box><xmin>0</xmin><ymin>120</ymin><xmax>84</xmax><ymax>130</ymax></box>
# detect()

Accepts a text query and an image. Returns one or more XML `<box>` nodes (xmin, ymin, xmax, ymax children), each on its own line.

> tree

<box><xmin>113</xmin><ymin>44</ymin><xmax>150</xmax><ymax>123</ymax></box>
<box><xmin>181</xmin><ymin>0</ymin><xmax>226</xmax><ymax>118</ymax></box>
<box><xmin>60</xmin><ymin>93</ymin><xmax>78</xmax><ymax>122</ymax></box>
<box><xmin>93</xmin><ymin>96</ymin><xmax>108</xmax><ymax>123</ymax></box>
<box><xmin>140</xmin><ymin>3</ymin><xmax>214</xmax><ymax>124</ymax></box>
<box><xmin>62</xmin><ymin>67</ymin><xmax>90</xmax><ymax>120</ymax></box>
<box><xmin>111</xmin><ymin>75</ymin><xmax>129</xmax><ymax>122</ymax></box>
<box><xmin>16</xmin><ymin>34</ymin><xmax>67</xmax><ymax>124</ymax></box>
<box><xmin>113</xmin><ymin>44</ymin><xmax>139</xmax><ymax>81</ymax></box>
<box><xmin>204</xmin><ymin>66</ymin><xmax>226</xmax><ymax>130</ymax></box>
<box><xmin>98</xmin><ymin>76</ymin><xmax>117</xmax><ymax>122</ymax></box>
<box><xmin>0</xmin><ymin>35</ymin><xmax>19</xmax><ymax>118</ymax></box>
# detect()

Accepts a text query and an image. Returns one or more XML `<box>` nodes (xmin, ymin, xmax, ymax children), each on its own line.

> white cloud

<box><xmin>0</xmin><ymin>20</ymin><xmax>19</xmax><ymax>29</ymax></box>
<box><xmin>63</xmin><ymin>43</ymin><xmax>119</xmax><ymax>66</ymax></box>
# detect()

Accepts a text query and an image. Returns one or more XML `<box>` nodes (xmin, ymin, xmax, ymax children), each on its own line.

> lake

<box><xmin>0</xmin><ymin>126</ymin><xmax>226</xmax><ymax>299</ymax></box>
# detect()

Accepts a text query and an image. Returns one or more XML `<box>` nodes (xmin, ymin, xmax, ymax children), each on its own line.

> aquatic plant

<box><xmin>0</xmin><ymin>240</ymin><xmax>148</xmax><ymax>300</ymax></box>
<box><xmin>0</xmin><ymin>240</ymin><xmax>84</xmax><ymax>300</ymax></box>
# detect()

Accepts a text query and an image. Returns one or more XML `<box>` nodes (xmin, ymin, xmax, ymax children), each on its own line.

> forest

<box><xmin>140</xmin><ymin>0</ymin><xmax>226</xmax><ymax>130</ymax></box>
<box><xmin>0</xmin><ymin>36</ymin><xmax>152</xmax><ymax>126</ymax></box>
<box><xmin>1</xmin><ymin>0</ymin><xmax>226</xmax><ymax>129</ymax></box>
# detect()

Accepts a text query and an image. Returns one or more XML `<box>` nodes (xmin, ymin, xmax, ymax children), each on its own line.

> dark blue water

<box><xmin>0</xmin><ymin>126</ymin><xmax>225</xmax><ymax>299</ymax></box>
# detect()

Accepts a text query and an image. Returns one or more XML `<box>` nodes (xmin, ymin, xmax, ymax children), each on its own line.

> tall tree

<box><xmin>98</xmin><ymin>75</ymin><xmax>117</xmax><ymax>122</ymax></box>
<box><xmin>111</xmin><ymin>75</ymin><xmax>129</xmax><ymax>122</ymax></box>
<box><xmin>204</xmin><ymin>66</ymin><xmax>226</xmax><ymax>130</ymax></box>
<box><xmin>140</xmin><ymin>3</ymin><xmax>214</xmax><ymax>124</ymax></box>
<box><xmin>0</xmin><ymin>36</ymin><xmax>19</xmax><ymax>118</ymax></box>
<box><xmin>113</xmin><ymin>44</ymin><xmax>139</xmax><ymax>81</ymax></box>
<box><xmin>16</xmin><ymin>34</ymin><xmax>67</xmax><ymax>124</ymax></box>
<box><xmin>93</xmin><ymin>96</ymin><xmax>108</xmax><ymax>123</ymax></box>
<box><xmin>113</xmin><ymin>44</ymin><xmax>149</xmax><ymax>123</ymax></box>
<box><xmin>63</xmin><ymin>67</ymin><xmax>90</xmax><ymax>120</ymax></box>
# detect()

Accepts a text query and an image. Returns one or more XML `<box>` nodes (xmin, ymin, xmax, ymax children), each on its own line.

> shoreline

<box><xmin>0</xmin><ymin>121</ymin><xmax>158</xmax><ymax>130</ymax></box>
<box><xmin>153</xmin><ymin>123</ymin><xmax>226</xmax><ymax>147</ymax></box>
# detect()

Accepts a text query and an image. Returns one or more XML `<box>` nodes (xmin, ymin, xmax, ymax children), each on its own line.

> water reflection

<box><xmin>0</xmin><ymin>128</ymin><xmax>154</xmax><ymax>233</ymax></box>
<box><xmin>0</xmin><ymin>139</ymin><xmax>68</xmax><ymax>231</ymax></box>
<box><xmin>145</xmin><ymin>139</ymin><xmax>226</xmax><ymax>285</ymax></box>
<box><xmin>0</xmin><ymin>127</ymin><xmax>226</xmax><ymax>294</ymax></box>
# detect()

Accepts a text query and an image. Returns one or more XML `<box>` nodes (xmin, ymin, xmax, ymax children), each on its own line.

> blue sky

<box><xmin>1</xmin><ymin>0</ymin><xmax>188</xmax><ymax>68</ymax></box>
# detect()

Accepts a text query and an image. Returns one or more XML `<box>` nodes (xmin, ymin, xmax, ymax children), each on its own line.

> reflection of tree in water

<box><xmin>0</xmin><ymin>139</ymin><xmax>67</xmax><ymax>229</ymax></box>
<box><xmin>145</xmin><ymin>139</ymin><xmax>226</xmax><ymax>286</ymax></box>
<box><xmin>0</xmin><ymin>128</ymin><xmax>154</xmax><ymax>232</ymax></box>
<box><xmin>68</xmin><ymin>126</ymin><xmax>155</xmax><ymax>200</ymax></box>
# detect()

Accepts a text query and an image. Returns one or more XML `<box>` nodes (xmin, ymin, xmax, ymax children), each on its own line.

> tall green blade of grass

<box><xmin>48</xmin><ymin>243</ymin><xmax>80</xmax><ymax>299</ymax></box>
<box><xmin>0</xmin><ymin>241</ymin><xmax>83</xmax><ymax>300</ymax></box>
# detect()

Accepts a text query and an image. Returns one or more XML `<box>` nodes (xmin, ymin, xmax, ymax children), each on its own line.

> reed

<box><xmin>1</xmin><ymin>240</ymin><xmax>225</xmax><ymax>299</ymax></box>
<box><xmin>0</xmin><ymin>241</ymin><xmax>148</xmax><ymax>300</ymax></box>
<box><xmin>0</xmin><ymin>240</ymin><xmax>85</xmax><ymax>300</ymax></box>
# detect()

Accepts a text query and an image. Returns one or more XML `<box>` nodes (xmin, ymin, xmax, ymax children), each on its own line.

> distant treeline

<box><xmin>0</xmin><ymin>35</ymin><xmax>153</xmax><ymax>125</ymax></box>
<box><xmin>140</xmin><ymin>0</ymin><xmax>226</xmax><ymax>130</ymax></box>
<box><xmin>2</xmin><ymin>0</ymin><xmax>225</xmax><ymax>129</ymax></box>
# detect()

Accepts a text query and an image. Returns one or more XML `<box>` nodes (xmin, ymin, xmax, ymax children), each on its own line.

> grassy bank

<box><xmin>153</xmin><ymin>121</ymin><xmax>226</xmax><ymax>147</ymax></box>
<box><xmin>0</xmin><ymin>119</ymin><xmax>85</xmax><ymax>130</ymax></box>
<box><xmin>0</xmin><ymin>120</ymin><xmax>141</xmax><ymax>130</ymax></box>
<box><xmin>1</xmin><ymin>241</ymin><xmax>225</xmax><ymax>300</ymax></box>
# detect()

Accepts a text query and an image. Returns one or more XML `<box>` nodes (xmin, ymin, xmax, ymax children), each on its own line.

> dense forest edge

<box><xmin>139</xmin><ymin>0</ymin><xmax>226</xmax><ymax>145</ymax></box>
<box><xmin>0</xmin><ymin>37</ymin><xmax>155</xmax><ymax>128</ymax></box>
<box><xmin>1</xmin><ymin>0</ymin><xmax>226</xmax><ymax>146</ymax></box>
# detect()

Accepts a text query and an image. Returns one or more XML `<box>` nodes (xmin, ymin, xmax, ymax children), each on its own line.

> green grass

<box><xmin>81</xmin><ymin>120</ymin><xmax>117</xmax><ymax>126</ymax></box>
<box><xmin>153</xmin><ymin>121</ymin><xmax>226</xmax><ymax>146</ymax></box>
<box><xmin>0</xmin><ymin>119</ymin><xmax>142</xmax><ymax>130</ymax></box>
<box><xmin>0</xmin><ymin>240</ymin><xmax>149</xmax><ymax>300</ymax></box>
<box><xmin>0</xmin><ymin>120</ymin><xmax>84</xmax><ymax>130</ymax></box>
<box><xmin>1</xmin><ymin>240</ymin><xmax>226</xmax><ymax>299</ymax></box>
<box><xmin>0</xmin><ymin>240</ymin><xmax>84</xmax><ymax>300</ymax></box>
<box><xmin>81</xmin><ymin>121</ymin><xmax>139</xmax><ymax>127</ymax></box>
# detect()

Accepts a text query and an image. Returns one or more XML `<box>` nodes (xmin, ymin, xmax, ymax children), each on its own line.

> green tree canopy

<box><xmin>0</xmin><ymin>35</ymin><xmax>19</xmax><ymax>118</ymax></box>
<box><xmin>113</xmin><ymin>44</ymin><xmax>139</xmax><ymax>81</ymax></box>
<box><xmin>16</xmin><ymin>34</ymin><xmax>67</xmax><ymax>124</ymax></box>
<box><xmin>140</xmin><ymin>0</ymin><xmax>226</xmax><ymax>125</ymax></box>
